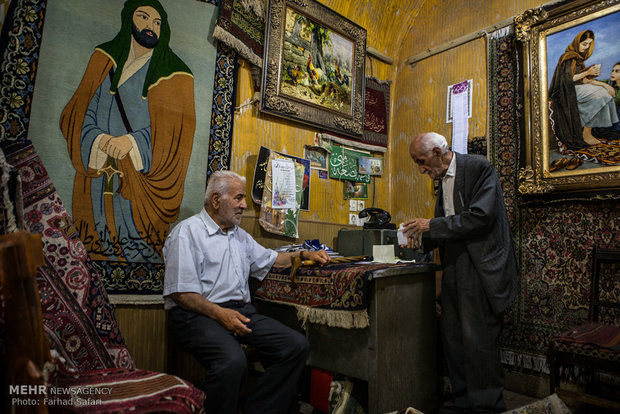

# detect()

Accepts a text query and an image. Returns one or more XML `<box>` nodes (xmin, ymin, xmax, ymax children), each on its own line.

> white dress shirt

<box><xmin>442</xmin><ymin>153</ymin><xmax>457</xmax><ymax>216</ymax></box>
<box><xmin>163</xmin><ymin>209</ymin><xmax>278</xmax><ymax>310</ymax></box>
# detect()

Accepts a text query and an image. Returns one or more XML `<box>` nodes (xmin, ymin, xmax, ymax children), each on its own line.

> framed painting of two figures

<box><xmin>521</xmin><ymin>0</ymin><xmax>620</xmax><ymax>194</ymax></box>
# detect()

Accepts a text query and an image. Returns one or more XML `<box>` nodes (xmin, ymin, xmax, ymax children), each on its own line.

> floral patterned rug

<box><xmin>253</xmin><ymin>262</ymin><xmax>408</xmax><ymax>329</ymax></box>
<box><xmin>488</xmin><ymin>31</ymin><xmax>620</xmax><ymax>375</ymax></box>
<box><xmin>0</xmin><ymin>0</ymin><xmax>133</xmax><ymax>369</ymax></box>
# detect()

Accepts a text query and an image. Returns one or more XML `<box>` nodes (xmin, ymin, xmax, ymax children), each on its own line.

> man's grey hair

<box><xmin>418</xmin><ymin>132</ymin><xmax>449</xmax><ymax>154</ymax></box>
<box><xmin>204</xmin><ymin>170</ymin><xmax>246</xmax><ymax>204</ymax></box>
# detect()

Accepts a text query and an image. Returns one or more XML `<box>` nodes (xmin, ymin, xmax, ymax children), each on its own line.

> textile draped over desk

<box><xmin>253</xmin><ymin>262</ymin><xmax>416</xmax><ymax>329</ymax></box>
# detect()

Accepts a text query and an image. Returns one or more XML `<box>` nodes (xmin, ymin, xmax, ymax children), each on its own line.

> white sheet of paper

<box><xmin>372</xmin><ymin>244</ymin><xmax>397</xmax><ymax>263</ymax></box>
<box><xmin>271</xmin><ymin>159</ymin><xmax>296</xmax><ymax>209</ymax></box>
<box><xmin>451</xmin><ymin>81</ymin><xmax>469</xmax><ymax>154</ymax></box>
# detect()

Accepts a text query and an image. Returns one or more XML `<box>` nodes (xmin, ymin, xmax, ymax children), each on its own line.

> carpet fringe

<box><xmin>213</xmin><ymin>26</ymin><xmax>263</xmax><ymax>67</ymax></box>
<box><xmin>294</xmin><ymin>305</ymin><xmax>369</xmax><ymax>329</ymax></box>
<box><xmin>239</xmin><ymin>0</ymin><xmax>266</xmax><ymax>20</ymax></box>
<box><xmin>108</xmin><ymin>295</ymin><xmax>164</xmax><ymax>305</ymax></box>
<box><xmin>317</xmin><ymin>132</ymin><xmax>388</xmax><ymax>154</ymax></box>
<box><xmin>0</xmin><ymin>150</ymin><xmax>23</xmax><ymax>232</ymax></box>
<box><xmin>501</xmin><ymin>349</ymin><xmax>549</xmax><ymax>374</ymax></box>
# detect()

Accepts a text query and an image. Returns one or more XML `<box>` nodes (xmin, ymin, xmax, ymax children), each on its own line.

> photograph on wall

<box><xmin>344</xmin><ymin>180</ymin><xmax>368</xmax><ymax>199</ymax></box>
<box><xmin>304</xmin><ymin>145</ymin><xmax>328</xmax><ymax>170</ymax></box>
<box><xmin>358</xmin><ymin>156</ymin><xmax>383</xmax><ymax>176</ymax></box>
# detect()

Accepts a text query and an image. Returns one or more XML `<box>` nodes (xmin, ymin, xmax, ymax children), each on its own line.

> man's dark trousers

<box><xmin>169</xmin><ymin>302</ymin><xmax>309</xmax><ymax>414</ymax></box>
<box><xmin>440</xmin><ymin>246</ymin><xmax>506</xmax><ymax>413</ymax></box>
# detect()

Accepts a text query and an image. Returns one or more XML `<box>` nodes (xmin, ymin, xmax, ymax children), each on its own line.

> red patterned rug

<box><xmin>253</xmin><ymin>262</ymin><xmax>403</xmax><ymax>328</ymax></box>
<box><xmin>556</xmin><ymin>321</ymin><xmax>620</xmax><ymax>351</ymax></box>
<box><xmin>2</xmin><ymin>144</ymin><xmax>133</xmax><ymax>370</ymax></box>
<box><xmin>51</xmin><ymin>366</ymin><xmax>205</xmax><ymax>413</ymax></box>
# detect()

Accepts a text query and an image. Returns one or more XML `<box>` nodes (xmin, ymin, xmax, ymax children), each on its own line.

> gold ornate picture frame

<box><xmin>518</xmin><ymin>0</ymin><xmax>620</xmax><ymax>194</ymax></box>
<box><xmin>260</xmin><ymin>0</ymin><xmax>367</xmax><ymax>138</ymax></box>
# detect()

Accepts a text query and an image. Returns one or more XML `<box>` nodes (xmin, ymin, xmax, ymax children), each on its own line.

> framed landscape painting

<box><xmin>260</xmin><ymin>0</ymin><xmax>367</xmax><ymax>138</ymax></box>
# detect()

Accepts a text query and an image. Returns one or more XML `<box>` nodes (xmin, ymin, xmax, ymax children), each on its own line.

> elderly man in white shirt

<box><xmin>164</xmin><ymin>170</ymin><xmax>330</xmax><ymax>414</ymax></box>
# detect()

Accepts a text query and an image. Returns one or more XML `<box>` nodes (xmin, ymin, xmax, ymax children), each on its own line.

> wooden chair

<box><xmin>0</xmin><ymin>231</ymin><xmax>205</xmax><ymax>413</ymax></box>
<box><xmin>547</xmin><ymin>246</ymin><xmax>620</xmax><ymax>411</ymax></box>
<box><xmin>1</xmin><ymin>232</ymin><xmax>49</xmax><ymax>414</ymax></box>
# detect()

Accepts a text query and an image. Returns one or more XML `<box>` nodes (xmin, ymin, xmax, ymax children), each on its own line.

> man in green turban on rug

<box><xmin>60</xmin><ymin>0</ymin><xmax>196</xmax><ymax>263</ymax></box>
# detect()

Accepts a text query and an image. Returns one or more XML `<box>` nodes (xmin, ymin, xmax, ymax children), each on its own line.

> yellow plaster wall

<box><xmin>229</xmin><ymin>0</ymin><xmax>554</xmax><ymax>240</ymax></box>
<box><xmin>232</xmin><ymin>0</ymin><xmax>428</xmax><ymax>240</ymax></box>
<box><xmin>390</xmin><ymin>0</ymin><xmax>548</xmax><ymax>224</ymax></box>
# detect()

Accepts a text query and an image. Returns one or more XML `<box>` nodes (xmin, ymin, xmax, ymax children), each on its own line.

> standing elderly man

<box><xmin>402</xmin><ymin>132</ymin><xmax>517</xmax><ymax>414</ymax></box>
<box><xmin>164</xmin><ymin>170</ymin><xmax>330</xmax><ymax>414</ymax></box>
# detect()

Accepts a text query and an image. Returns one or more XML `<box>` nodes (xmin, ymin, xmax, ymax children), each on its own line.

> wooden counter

<box><xmin>257</xmin><ymin>263</ymin><xmax>439</xmax><ymax>414</ymax></box>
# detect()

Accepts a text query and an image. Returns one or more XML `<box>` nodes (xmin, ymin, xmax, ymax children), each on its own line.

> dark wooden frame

<box><xmin>260</xmin><ymin>0</ymin><xmax>367</xmax><ymax>138</ymax></box>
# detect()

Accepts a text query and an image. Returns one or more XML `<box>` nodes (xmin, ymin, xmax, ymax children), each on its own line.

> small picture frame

<box><xmin>304</xmin><ymin>145</ymin><xmax>328</xmax><ymax>170</ymax></box>
<box><xmin>358</xmin><ymin>157</ymin><xmax>383</xmax><ymax>176</ymax></box>
<box><xmin>344</xmin><ymin>180</ymin><xmax>369</xmax><ymax>199</ymax></box>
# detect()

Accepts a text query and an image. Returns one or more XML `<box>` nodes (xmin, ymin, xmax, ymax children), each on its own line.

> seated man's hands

<box><xmin>215</xmin><ymin>306</ymin><xmax>252</xmax><ymax>336</ymax></box>
<box><xmin>169</xmin><ymin>292</ymin><xmax>252</xmax><ymax>336</ymax></box>
<box><xmin>275</xmin><ymin>249</ymin><xmax>332</xmax><ymax>267</ymax></box>
<box><xmin>306</xmin><ymin>249</ymin><xmax>331</xmax><ymax>265</ymax></box>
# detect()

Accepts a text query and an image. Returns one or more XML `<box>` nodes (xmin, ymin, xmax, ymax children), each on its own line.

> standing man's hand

<box><xmin>401</xmin><ymin>218</ymin><xmax>431</xmax><ymax>249</ymax></box>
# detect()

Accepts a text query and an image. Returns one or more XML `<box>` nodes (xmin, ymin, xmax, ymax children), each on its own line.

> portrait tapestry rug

<box><xmin>0</xmin><ymin>0</ymin><xmax>235</xmax><ymax>304</ymax></box>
